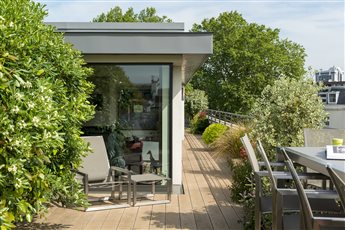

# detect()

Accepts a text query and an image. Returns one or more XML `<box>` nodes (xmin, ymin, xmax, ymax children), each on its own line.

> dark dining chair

<box><xmin>326</xmin><ymin>166</ymin><xmax>345</xmax><ymax>211</ymax></box>
<box><xmin>240</xmin><ymin>134</ymin><xmax>298</xmax><ymax>230</ymax></box>
<box><xmin>257</xmin><ymin>141</ymin><xmax>341</xmax><ymax>230</ymax></box>
<box><xmin>282</xmin><ymin>149</ymin><xmax>345</xmax><ymax>230</ymax></box>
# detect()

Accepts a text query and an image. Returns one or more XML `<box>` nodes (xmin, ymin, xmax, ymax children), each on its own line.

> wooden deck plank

<box><xmin>84</xmin><ymin>210</ymin><xmax>110</xmax><ymax>229</ymax></box>
<box><xmin>149</xmin><ymin>201</ymin><xmax>166</xmax><ymax>229</ymax></box>
<box><xmin>179</xmin><ymin>164</ymin><xmax>198</xmax><ymax>230</ymax></box>
<box><xmin>183</xmin><ymin>140</ymin><xmax>214</xmax><ymax>230</ymax></box>
<box><xmin>117</xmin><ymin>207</ymin><xmax>139</xmax><ymax>229</ymax></box>
<box><xmin>165</xmin><ymin>194</ymin><xmax>181</xmax><ymax>229</ymax></box>
<box><xmin>195</xmin><ymin>134</ymin><xmax>245</xmax><ymax>221</ymax></box>
<box><xmin>100</xmin><ymin>208</ymin><xmax>125</xmax><ymax>230</ymax></box>
<box><xmin>133</xmin><ymin>204</ymin><xmax>152</xmax><ymax>229</ymax></box>
<box><xmin>185</xmin><ymin>134</ymin><xmax>230</xmax><ymax>230</ymax></box>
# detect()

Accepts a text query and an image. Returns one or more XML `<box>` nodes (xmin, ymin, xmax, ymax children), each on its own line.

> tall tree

<box><xmin>191</xmin><ymin>11</ymin><xmax>306</xmax><ymax>114</ymax></box>
<box><xmin>93</xmin><ymin>6</ymin><xmax>172</xmax><ymax>22</ymax></box>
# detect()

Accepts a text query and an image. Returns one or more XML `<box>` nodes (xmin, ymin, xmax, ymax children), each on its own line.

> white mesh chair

<box><xmin>77</xmin><ymin>136</ymin><xmax>131</xmax><ymax>211</ymax></box>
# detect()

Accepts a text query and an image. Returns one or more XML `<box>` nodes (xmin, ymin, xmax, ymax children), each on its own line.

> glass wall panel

<box><xmin>83</xmin><ymin>64</ymin><xmax>171</xmax><ymax>177</ymax></box>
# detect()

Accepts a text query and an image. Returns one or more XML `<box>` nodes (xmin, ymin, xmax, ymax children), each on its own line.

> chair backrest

<box><xmin>326</xmin><ymin>166</ymin><xmax>345</xmax><ymax>211</ymax></box>
<box><xmin>282</xmin><ymin>148</ymin><xmax>313</xmax><ymax>230</ymax></box>
<box><xmin>304</xmin><ymin>128</ymin><xmax>345</xmax><ymax>147</ymax></box>
<box><xmin>80</xmin><ymin>136</ymin><xmax>110</xmax><ymax>182</ymax></box>
<box><xmin>256</xmin><ymin>140</ymin><xmax>277</xmax><ymax>190</ymax></box>
<box><xmin>240</xmin><ymin>134</ymin><xmax>260</xmax><ymax>172</ymax></box>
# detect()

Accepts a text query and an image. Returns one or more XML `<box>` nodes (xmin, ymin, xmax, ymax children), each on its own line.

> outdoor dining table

<box><xmin>284</xmin><ymin>147</ymin><xmax>345</xmax><ymax>179</ymax></box>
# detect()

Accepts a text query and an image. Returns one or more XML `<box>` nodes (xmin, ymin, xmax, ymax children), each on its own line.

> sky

<box><xmin>34</xmin><ymin>0</ymin><xmax>345</xmax><ymax>72</ymax></box>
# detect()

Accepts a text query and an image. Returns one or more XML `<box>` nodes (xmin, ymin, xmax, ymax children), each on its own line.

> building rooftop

<box><xmin>48</xmin><ymin>22</ymin><xmax>213</xmax><ymax>82</ymax></box>
<box><xmin>46</xmin><ymin>22</ymin><xmax>185</xmax><ymax>32</ymax></box>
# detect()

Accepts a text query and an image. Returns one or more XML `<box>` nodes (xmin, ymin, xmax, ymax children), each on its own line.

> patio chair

<box><xmin>283</xmin><ymin>149</ymin><xmax>345</xmax><ymax>229</ymax></box>
<box><xmin>257</xmin><ymin>141</ymin><xmax>341</xmax><ymax>230</ymax></box>
<box><xmin>326</xmin><ymin>166</ymin><xmax>345</xmax><ymax>211</ymax></box>
<box><xmin>241</xmin><ymin>134</ymin><xmax>293</xmax><ymax>230</ymax></box>
<box><xmin>77</xmin><ymin>136</ymin><xmax>131</xmax><ymax>211</ymax></box>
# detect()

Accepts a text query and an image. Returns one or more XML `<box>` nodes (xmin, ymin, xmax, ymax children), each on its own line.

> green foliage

<box><xmin>184</xmin><ymin>83</ymin><xmax>209</xmax><ymax>120</ymax></box>
<box><xmin>251</xmin><ymin>77</ymin><xmax>327</xmax><ymax>155</ymax></box>
<box><xmin>229</xmin><ymin>158</ymin><xmax>253</xmax><ymax>203</ymax></box>
<box><xmin>93</xmin><ymin>6</ymin><xmax>172</xmax><ymax>22</ymax></box>
<box><xmin>190</xmin><ymin>11</ymin><xmax>306</xmax><ymax>114</ymax></box>
<box><xmin>212</xmin><ymin>123</ymin><xmax>252</xmax><ymax>159</ymax></box>
<box><xmin>190</xmin><ymin>112</ymin><xmax>209</xmax><ymax>134</ymax></box>
<box><xmin>201</xmin><ymin>123</ymin><xmax>228</xmax><ymax>145</ymax></box>
<box><xmin>0</xmin><ymin>0</ymin><xmax>94</xmax><ymax>227</ymax></box>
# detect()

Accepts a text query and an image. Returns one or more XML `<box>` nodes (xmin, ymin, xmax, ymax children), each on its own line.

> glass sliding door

<box><xmin>83</xmin><ymin>64</ymin><xmax>171</xmax><ymax>177</ymax></box>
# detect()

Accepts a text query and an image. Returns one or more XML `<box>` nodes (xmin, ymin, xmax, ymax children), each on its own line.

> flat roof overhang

<box><xmin>48</xmin><ymin>22</ymin><xmax>213</xmax><ymax>82</ymax></box>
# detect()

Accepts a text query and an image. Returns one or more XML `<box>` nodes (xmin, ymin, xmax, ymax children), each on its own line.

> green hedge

<box><xmin>0</xmin><ymin>0</ymin><xmax>94</xmax><ymax>227</ymax></box>
<box><xmin>201</xmin><ymin>123</ymin><xmax>228</xmax><ymax>145</ymax></box>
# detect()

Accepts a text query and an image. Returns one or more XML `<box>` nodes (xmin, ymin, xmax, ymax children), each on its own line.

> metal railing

<box><xmin>205</xmin><ymin>109</ymin><xmax>252</xmax><ymax>127</ymax></box>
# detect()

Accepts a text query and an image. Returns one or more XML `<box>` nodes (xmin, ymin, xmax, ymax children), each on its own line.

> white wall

<box><xmin>172</xmin><ymin>66</ymin><xmax>184</xmax><ymax>193</ymax></box>
<box><xmin>325</xmin><ymin>105</ymin><xmax>345</xmax><ymax>128</ymax></box>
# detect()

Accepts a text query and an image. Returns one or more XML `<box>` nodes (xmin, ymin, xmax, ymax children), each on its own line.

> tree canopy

<box><xmin>190</xmin><ymin>11</ymin><xmax>306</xmax><ymax>114</ymax></box>
<box><xmin>93</xmin><ymin>6</ymin><xmax>172</xmax><ymax>22</ymax></box>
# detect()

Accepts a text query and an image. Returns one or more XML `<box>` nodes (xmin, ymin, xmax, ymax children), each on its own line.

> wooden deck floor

<box><xmin>18</xmin><ymin>133</ymin><xmax>243</xmax><ymax>229</ymax></box>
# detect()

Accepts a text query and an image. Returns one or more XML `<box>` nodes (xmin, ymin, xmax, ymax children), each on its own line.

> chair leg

<box><xmin>127</xmin><ymin>182</ymin><xmax>131</xmax><ymax>205</ymax></box>
<box><xmin>152</xmin><ymin>182</ymin><xmax>155</xmax><ymax>196</ymax></box>
<box><xmin>133</xmin><ymin>181</ymin><xmax>137</xmax><ymax>206</ymax></box>
<box><xmin>255</xmin><ymin>198</ymin><xmax>261</xmax><ymax>230</ymax></box>
<box><xmin>119</xmin><ymin>183</ymin><xmax>123</xmax><ymax>200</ymax></box>
<box><xmin>167</xmin><ymin>180</ymin><xmax>171</xmax><ymax>201</ymax></box>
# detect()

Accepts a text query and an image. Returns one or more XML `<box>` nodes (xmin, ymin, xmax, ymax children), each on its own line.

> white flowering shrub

<box><xmin>184</xmin><ymin>83</ymin><xmax>208</xmax><ymax>120</ymax></box>
<box><xmin>251</xmin><ymin>77</ymin><xmax>327</xmax><ymax>155</ymax></box>
<box><xmin>0</xmin><ymin>0</ymin><xmax>94</xmax><ymax>227</ymax></box>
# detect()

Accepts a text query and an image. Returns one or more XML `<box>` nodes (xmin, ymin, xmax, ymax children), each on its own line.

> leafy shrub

<box><xmin>185</xmin><ymin>83</ymin><xmax>208</xmax><ymax>120</ymax></box>
<box><xmin>201</xmin><ymin>123</ymin><xmax>228</xmax><ymax>145</ymax></box>
<box><xmin>212</xmin><ymin>123</ymin><xmax>252</xmax><ymax>159</ymax></box>
<box><xmin>229</xmin><ymin>158</ymin><xmax>252</xmax><ymax>203</ymax></box>
<box><xmin>0</xmin><ymin>0</ymin><xmax>94</xmax><ymax>227</ymax></box>
<box><xmin>190</xmin><ymin>111</ymin><xmax>209</xmax><ymax>134</ymax></box>
<box><xmin>251</xmin><ymin>77</ymin><xmax>327</xmax><ymax>156</ymax></box>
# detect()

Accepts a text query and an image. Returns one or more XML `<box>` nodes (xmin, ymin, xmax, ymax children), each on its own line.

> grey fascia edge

<box><xmin>62</xmin><ymin>33</ymin><xmax>213</xmax><ymax>55</ymax></box>
<box><xmin>46</xmin><ymin>22</ymin><xmax>185</xmax><ymax>32</ymax></box>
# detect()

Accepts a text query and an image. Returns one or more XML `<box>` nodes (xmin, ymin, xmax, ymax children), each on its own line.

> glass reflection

<box><xmin>83</xmin><ymin>64</ymin><xmax>170</xmax><ymax>177</ymax></box>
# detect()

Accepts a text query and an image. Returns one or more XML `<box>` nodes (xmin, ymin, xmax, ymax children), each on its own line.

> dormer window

<box><xmin>327</xmin><ymin>92</ymin><xmax>339</xmax><ymax>104</ymax></box>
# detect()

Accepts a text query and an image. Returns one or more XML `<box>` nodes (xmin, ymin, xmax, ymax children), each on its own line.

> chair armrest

<box><xmin>75</xmin><ymin>170</ymin><xmax>89</xmax><ymax>194</ymax></box>
<box><xmin>277</xmin><ymin>188</ymin><xmax>338</xmax><ymax>198</ymax></box>
<box><xmin>314</xmin><ymin>217</ymin><xmax>345</xmax><ymax>227</ymax></box>
<box><xmin>75</xmin><ymin>170</ymin><xmax>87</xmax><ymax>177</ymax></box>
<box><xmin>110</xmin><ymin>166</ymin><xmax>131</xmax><ymax>175</ymax></box>
<box><xmin>258</xmin><ymin>161</ymin><xmax>286</xmax><ymax>167</ymax></box>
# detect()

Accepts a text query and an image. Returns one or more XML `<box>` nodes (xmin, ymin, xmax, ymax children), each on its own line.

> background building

<box><xmin>316</xmin><ymin>66</ymin><xmax>345</xmax><ymax>128</ymax></box>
